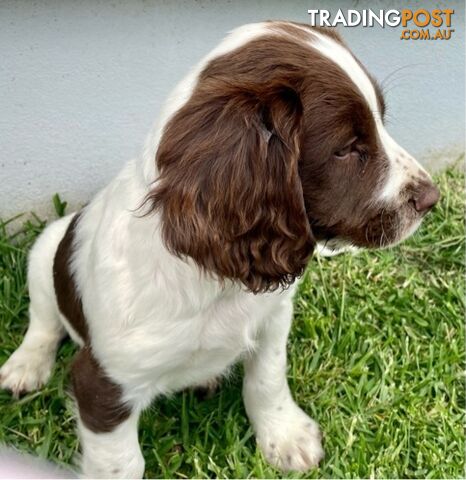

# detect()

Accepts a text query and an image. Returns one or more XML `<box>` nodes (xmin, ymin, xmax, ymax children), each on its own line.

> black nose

<box><xmin>412</xmin><ymin>183</ymin><xmax>440</xmax><ymax>213</ymax></box>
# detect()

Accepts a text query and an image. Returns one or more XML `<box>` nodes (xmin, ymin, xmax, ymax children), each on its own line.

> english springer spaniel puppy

<box><xmin>0</xmin><ymin>22</ymin><xmax>439</xmax><ymax>478</ymax></box>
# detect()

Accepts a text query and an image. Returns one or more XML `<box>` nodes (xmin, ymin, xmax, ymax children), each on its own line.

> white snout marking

<box><xmin>376</xmin><ymin>122</ymin><xmax>430</xmax><ymax>202</ymax></box>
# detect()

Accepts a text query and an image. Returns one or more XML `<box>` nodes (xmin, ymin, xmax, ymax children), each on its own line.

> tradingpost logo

<box><xmin>307</xmin><ymin>8</ymin><xmax>455</xmax><ymax>40</ymax></box>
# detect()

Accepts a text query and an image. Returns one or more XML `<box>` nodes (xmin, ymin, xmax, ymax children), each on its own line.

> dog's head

<box><xmin>146</xmin><ymin>22</ymin><xmax>439</xmax><ymax>293</ymax></box>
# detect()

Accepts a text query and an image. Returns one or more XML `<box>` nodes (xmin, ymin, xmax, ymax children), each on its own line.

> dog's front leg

<box><xmin>71</xmin><ymin>347</ymin><xmax>145</xmax><ymax>479</ymax></box>
<box><xmin>242</xmin><ymin>300</ymin><xmax>324</xmax><ymax>472</ymax></box>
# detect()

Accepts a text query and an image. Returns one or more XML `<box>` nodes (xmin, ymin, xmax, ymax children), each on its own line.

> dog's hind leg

<box><xmin>0</xmin><ymin>216</ymin><xmax>73</xmax><ymax>397</ymax></box>
<box><xmin>72</xmin><ymin>347</ymin><xmax>145</xmax><ymax>479</ymax></box>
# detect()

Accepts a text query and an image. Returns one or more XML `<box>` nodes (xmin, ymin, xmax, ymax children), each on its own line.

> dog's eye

<box><xmin>334</xmin><ymin>145</ymin><xmax>352</xmax><ymax>158</ymax></box>
<box><xmin>334</xmin><ymin>137</ymin><xmax>358</xmax><ymax>159</ymax></box>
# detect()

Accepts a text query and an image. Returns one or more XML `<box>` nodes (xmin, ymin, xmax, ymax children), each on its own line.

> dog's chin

<box><xmin>354</xmin><ymin>202</ymin><xmax>429</xmax><ymax>250</ymax></box>
<box><xmin>393</xmin><ymin>217</ymin><xmax>424</xmax><ymax>244</ymax></box>
<box><xmin>363</xmin><ymin>214</ymin><xmax>424</xmax><ymax>250</ymax></box>
<box><xmin>316</xmin><ymin>208</ymin><xmax>425</xmax><ymax>256</ymax></box>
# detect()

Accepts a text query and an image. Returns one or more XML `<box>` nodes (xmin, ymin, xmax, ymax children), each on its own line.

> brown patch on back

<box><xmin>53</xmin><ymin>212</ymin><xmax>131</xmax><ymax>433</ymax></box>
<box><xmin>71</xmin><ymin>346</ymin><xmax>131</xmax><ymax>433</ymax></box>
<box><xmin>53</xmin><ymin>212</ymin><xmax>89</xmax><ymax>342</ymax></box>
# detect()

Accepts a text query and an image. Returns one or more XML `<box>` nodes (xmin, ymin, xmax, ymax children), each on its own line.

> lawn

<box><xmin>0</xmin><ymin>165</ymin><xmax>464</xmax><ymax>479</ymax></box>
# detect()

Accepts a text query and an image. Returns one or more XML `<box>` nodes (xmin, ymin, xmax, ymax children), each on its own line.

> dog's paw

<box><xmin>255</xmin><ymin>405</ymin><xmax>324</xmax><ymax>472</ymax></box>
<box><xmin>0</xmin><ymin>345</ymin><xmax>55</xmax><ymax>397</ymax></box>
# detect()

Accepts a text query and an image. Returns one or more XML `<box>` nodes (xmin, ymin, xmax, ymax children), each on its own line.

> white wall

<box><xmin>0</xmin><ymin>0</ymin><xmax>464</xmax><ymax>219</ymax></box>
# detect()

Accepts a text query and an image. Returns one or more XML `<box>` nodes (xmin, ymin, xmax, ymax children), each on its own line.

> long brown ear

<box><xmin>146</xmin><ymin>81</ymin><xmax>315</xmax><ymax>293</ymax></box>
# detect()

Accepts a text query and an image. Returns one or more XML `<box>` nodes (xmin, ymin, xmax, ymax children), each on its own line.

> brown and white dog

<box><xmin>0</xmin><ymin>22</ymin><xmax>439</xmax><ymax>478</ymax></box>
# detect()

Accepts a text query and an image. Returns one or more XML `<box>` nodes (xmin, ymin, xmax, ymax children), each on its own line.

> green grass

<box><xmin>0</xmin><ymin>166</ymin><xmax>464</xmax><ymax>478</ymax></box>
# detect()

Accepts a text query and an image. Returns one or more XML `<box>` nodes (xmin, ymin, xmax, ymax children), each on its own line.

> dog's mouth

<box><xmin>313</xmin><ymin>202</ymin><xmax>428</xmax><ymax>253</ymax></box>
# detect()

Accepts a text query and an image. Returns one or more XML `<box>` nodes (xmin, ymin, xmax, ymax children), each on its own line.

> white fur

<box><xmin>0</xmin><ymin>22</ymin><xmax>427</xmax><ymax>478</ymax></box>
<box><xmin>78</xmin><ymin>413</ymin><xmax>144</xmax><ymax>479</ymax></box>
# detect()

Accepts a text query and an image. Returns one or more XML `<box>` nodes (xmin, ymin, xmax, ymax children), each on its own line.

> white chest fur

<box><xmin>69</xmin><ymin>160</ymin><xmax>294</xmax><ymax>407</ymax></box>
